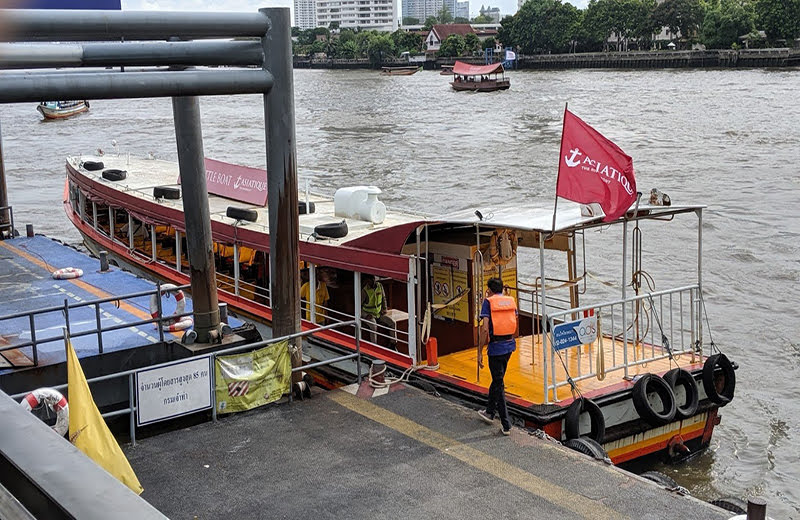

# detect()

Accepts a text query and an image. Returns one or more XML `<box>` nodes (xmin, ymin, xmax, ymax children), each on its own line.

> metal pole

<box><xmin>95</xmin><ymin>303</ymin><xmax>104</xmax><ymax>354</ymax></box>
<box><xmin>0</xmin><ymin>119</ymin><xmax>8</xmax><ymax>236</ymax></box>
<box><xmin>128</xmin><ymin>373</ymin><xmax>136</xmax><ymax>447</ymax></box>
<box><xmin>172</xmin><ymin>94</ymin><xmax>220</xmax><ymax>344</ymax></box>
<box><xmin>156</xmin><ymin>281</ymin><xmax>165</xmax><ymax>345</ymax></box>
<box><xmin>539</xmin><ymin>232</ymin><xmax>552</xmax><ymax>402</ymax></box>
<box><xmin>261</xmin><ymin>7</ymin><xmax>300</xmax><ymax>382</ymax></box>
<box><xmin>696</xmin><ymin>208</ymin><xmax>703</xmax><ymax>355</ymax></box>
<box><xmin>29</xmin><ymin>314</ymin><xmax>37</xmax><ymax>365</ymax></box>
<box><xmin>309</xmin><ymin>263</ymin><xmax>317</xmax><ymax>324</ymax></box>
<box><xmin>621</xmin><ymin>220</ymin><xmax>629</xmax><ymax>378</ymax></box>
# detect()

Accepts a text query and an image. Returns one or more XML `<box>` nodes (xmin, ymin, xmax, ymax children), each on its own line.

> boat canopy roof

<box><xmin>452</xmin><ymin>61</ymin><xmax>504</xmax><ymax>76</ymax></box>
<box><xmin>439</xmin><ymin>201</ymin><xmax>705</xmax><ymax>233</ymax></box>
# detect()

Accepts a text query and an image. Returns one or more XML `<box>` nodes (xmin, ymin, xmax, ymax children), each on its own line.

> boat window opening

<box><xmin>129</xmin><ymin>218</ymin><xmax>151</xmax><ymax>258</ymax></box>
<box><xmin>80</xmin><ymin>191</ymin><xmax>93</xmax><ymax>226</ymax></box>
<box><xmin>153</xmin><ymin>224</ymin><xmax>177</xmax><ymax>267</ymax></box>
<box><xmin>95</xmin><ymin>202</ymin><xmax>111</xmax><ymax>237</ymax></box>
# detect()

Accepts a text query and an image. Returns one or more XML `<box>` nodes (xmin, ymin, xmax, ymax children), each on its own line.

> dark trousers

<box><xmin>486</xmin><ymin>351</ymin><xmax>512</xmax><ymax>430</ymax></box>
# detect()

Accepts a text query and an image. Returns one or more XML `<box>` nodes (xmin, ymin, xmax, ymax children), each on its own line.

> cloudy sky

<box><xmin>120</xmin><ymin>0</ymin><xmax>589</xmax><ymax>23</ymax></box>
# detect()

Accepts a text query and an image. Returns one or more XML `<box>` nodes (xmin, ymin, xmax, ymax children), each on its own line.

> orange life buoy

<box><xmin>20</xmin><ymin>388</ymin><xmax>69</xmax><ymax>436</ymax></box>
<box><xmin>149</xmin><ymin>283</ymin><xmax>193</xmax><ymax>331</ymax></box>
<box><xmin>52</xmin><ymin>267</ymin><xmax>84</xmax><ymax>280</ymax></box>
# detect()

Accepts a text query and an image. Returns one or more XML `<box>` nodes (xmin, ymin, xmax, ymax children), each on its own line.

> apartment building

<box><xmin>317</xmin><ymin>0</ymin><xmax>398</xmax><ymax>31</ymax></box>
<box><xmin>295</xmin><ymin>0</ymin><xmax>317</xmax><ymax>29</ymax></box>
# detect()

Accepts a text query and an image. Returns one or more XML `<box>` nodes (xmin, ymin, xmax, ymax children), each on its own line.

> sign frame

<box><xmin>135</xmin><ymin>355</ymin><xmax>213</xmax><ymax>426</ymax></box>
<box><xmin>552</xmin><ymin>315</ymin><xmax>597</xmax><ymax>351</ymax></box>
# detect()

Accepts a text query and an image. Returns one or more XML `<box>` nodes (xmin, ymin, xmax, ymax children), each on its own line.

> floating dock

<box><xmin>126</xmin><ymin>383</ymin><xmax>729</xmax><ymax>519</ymax></box>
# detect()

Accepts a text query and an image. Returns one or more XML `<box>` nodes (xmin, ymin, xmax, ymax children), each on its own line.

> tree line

<box><xmin>499</xmin><ymin>0</ymin><xmax>800</xmax><ymax>53</ymax></box>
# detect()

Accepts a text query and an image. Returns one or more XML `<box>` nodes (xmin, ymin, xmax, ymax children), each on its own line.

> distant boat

<box><xmin>450</xmin><ymin>61</ymin><xmax>510</xmax><ymax>92</ymax></box>
<box><xmin>37</xmin><ymin>100</ymin><xmax>90</xmax><ymax>120</ymax></box>
<box><xmin>440</xmin><ymin>65</ymin><xmax>454</xmax><ymax>76</ymax></box>
<box><xmin>381</xmin><ymin>66</ymin><xmax>420</xmax><ymax>76</ymax></box>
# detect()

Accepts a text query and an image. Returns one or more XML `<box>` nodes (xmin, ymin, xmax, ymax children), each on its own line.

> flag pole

<box><xmin>551</xmin><ymin>102</ymin><xmax>568</xmax><ymax>234</ymax></box>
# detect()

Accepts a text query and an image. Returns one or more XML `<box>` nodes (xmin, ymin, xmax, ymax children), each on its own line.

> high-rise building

<box><xmin>317</xmin><ymin>0</ymin><xmax>397</xmax><ymax>31</ymax></box>
<box><xmin>402</xmin><ymin>0</ymin><xmax>443</xmax><ymax>23</ymax></box>
<box><xmin>456</xmin><ymin>0</ymin><xmax>469</xmax><ymax>19</ymax></box>
<box><xmin>295</xmin><ymin>0</ymin><xmax>317</xmax><ymax>29</ymax></box>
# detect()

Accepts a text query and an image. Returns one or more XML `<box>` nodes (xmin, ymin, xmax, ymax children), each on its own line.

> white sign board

<box><xmin>136</xmin><ymin>356</ymin><xmax>212</xmax><ymax>426</ymax></box>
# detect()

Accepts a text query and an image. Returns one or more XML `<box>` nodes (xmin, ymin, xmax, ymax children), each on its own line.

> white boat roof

<box><xmin>68</xmin><ymin>155</ymin><xmax>705</xmax><ymax>243</ymax></box>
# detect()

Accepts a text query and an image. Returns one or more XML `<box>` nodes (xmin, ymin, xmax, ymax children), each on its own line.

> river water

<box><xmin>2</xmin><ymin>68</ymin><xmax>799</xmax><ymax>517</ymax></box>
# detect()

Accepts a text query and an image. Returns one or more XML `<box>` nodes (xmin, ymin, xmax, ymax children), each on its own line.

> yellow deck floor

<box><xmin>436</xmin><ymin>335</ymin><xmax>701</xmax><ymax>404</ymax></box>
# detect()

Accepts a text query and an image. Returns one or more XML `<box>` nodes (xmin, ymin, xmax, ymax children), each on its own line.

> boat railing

<box><xmin>0</xmin><ymin>205</ymin><xmax>14</xmax><ymax>239</ymax></box>
<box><xmin>0</xmin><ymin>282</ymin><xmax>194</xmax><ymax>367</ymax></box>
<box><xmin>542</xmin><ymin>284</ymin><xmax>701</xmax><ymax>403</ymax></box>
<box><xmin>6</xmin><ymin>319</ymin><xmax>364</xmax><ymax>446</ymax></box>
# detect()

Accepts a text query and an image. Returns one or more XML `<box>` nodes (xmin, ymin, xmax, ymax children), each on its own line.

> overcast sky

<box><xmin>120</xmin><ymin>0</ymin><xmax>589</xmax><ymax>23</ymax></box>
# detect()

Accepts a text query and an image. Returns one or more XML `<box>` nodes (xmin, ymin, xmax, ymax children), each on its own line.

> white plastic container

<box><xmin>334</xmin><ymin>186</ymin><xmax>386</xmax><ymax>224</ymax></box>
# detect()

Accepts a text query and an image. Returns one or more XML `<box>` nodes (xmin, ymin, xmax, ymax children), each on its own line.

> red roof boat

<box><xmin>450</xmin><ymin>61</ymin><xmax>510</xmax><ymax>92</ymax></box>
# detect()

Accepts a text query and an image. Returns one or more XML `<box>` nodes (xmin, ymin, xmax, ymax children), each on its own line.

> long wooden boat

<box><xmin>64</xmin><ymin>155</ymin><xmax>737</xmax><ymax>465</ymax></box>
<box><xmin>450</xmin><ymin>61</ymin><xmax>510</xmax><ymax>92</ymax></box>
<box><xmin>381</xmin><ymin>66</ymin><xmax>420</xmax><ymax>76</ymax></box>
<box><xmin>37</xmin><ymin>100</ymin><xmax>90</xmax><ymax>119</ymax></box>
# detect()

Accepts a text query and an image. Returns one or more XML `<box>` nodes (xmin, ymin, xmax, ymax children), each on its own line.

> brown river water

<box><xmin>2</xmin><ymin>68</ymin><xmax>799</xmax><ymax>517</ymax></box>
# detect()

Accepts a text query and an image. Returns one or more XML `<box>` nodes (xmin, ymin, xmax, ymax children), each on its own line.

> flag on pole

<box><xmin>556</xmin><ymin>109</ymin><xmax>636</xmax><ymax>222</ymax></box>
<box><xmin>66</xmin><ymin>333</ymin><xmax>143</xmax><ymax>495</ymax></box>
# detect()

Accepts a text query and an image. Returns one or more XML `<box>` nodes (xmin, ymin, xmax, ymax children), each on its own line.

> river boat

<box><xmin>381</xmin><ymin>66</ymin><xmax>420</xmax><ymax>76</ymax></box>
<box><xmin>37</xmin><ymin>100</ymin><xmax>90</xmax><ymax>119</ymax></box>
<box><xmin>450</xmin><ymin>61</ymin><xmax>510</xmax><ymax>92</ymax></box>
<box><xmin>440</xmin><ymin>65</ymin><xmax>454</xmax><ymax>75</ymax></box>
<box><xmin>64</xmin><ymin>154</ymin><xmax>737</xmax><ymax>465</ymax></box>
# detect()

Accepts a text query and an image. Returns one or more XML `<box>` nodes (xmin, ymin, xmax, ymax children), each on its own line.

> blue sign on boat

<box><xmin>552</xmin><ymin>315</ymin><xmax>597</xmax><ymax>351</ymax></box>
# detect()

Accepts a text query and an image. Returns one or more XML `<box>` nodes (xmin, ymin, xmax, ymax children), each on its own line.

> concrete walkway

<box><xmin>125</xmin><ymin>383</ymin><xmax>728</xmax><ymax>520</ymax></box>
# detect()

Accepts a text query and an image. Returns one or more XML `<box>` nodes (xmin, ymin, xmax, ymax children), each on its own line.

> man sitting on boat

<box><xmin>360</xmin><ymin>274</ymin><xmax>397</xmax><ymax>349</ymax></box>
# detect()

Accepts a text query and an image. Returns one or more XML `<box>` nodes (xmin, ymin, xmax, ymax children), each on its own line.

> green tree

<box><xmin>403</xmin><ymin>16</ymin><xmax>421</xmax><ymax>25</ymax></box>
<box><xmin>702</xmin><ymin>0</ymin><xmax>755</xmax><ymax>47</ymax></box>
<box><xmin>438</xmin><ymin>34</ymin><xmax>467</xmax><ymax>56</ymax></box>
<box><xmin>339</xmin><ymin>39</ymin><xmax>360</xmax><ymax>58</ymax></box>
<box><xmin>472</xmin><ymin>14</ymin><xmax>494</xmax><ymax>23</ymax></box>
<box><xmin>367</xmin><ymin>33</ymin><xmax>396</xmax><ymax>63</ymax></box>
<box><xmin>483</xmin><ymin>36</ymin><xmax>497</xmax><ymax>48</ymax></box>
<box><xmin>754</xmin><ymin>0</ymin><xmax>800</xmax><ymax>42</ymax></box>
<box><xmin>438</xmin><ymin>5</ymin><xmax>454</xmax><ymax>23</ymax></box>
<box><xmin>500</xmin><ymin>0</ymin><xmax>583</xmax><ymax>54</ymax></box>
<box><xmin>464</xmin><ymin>32</ymin><xmax>481</xmax><ymax>52</ymax></box>
<box><xmin>653</xmin><ymin>0</ymin><xmax>705</xmax><ymax>45</ymax></box>
<box><xmin>423</xmin><ymin>16</ymin><xmax>439</xmax><ymax>30</ymax></box>
<box><xmin>454</xmin><ymin>16</ymin><xmax>470</xmax><ymax>23</ymax></box>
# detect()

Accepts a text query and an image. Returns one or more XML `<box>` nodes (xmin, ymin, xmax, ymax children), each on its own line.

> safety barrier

<box><xmin>543</xmin><ymin>285</ymin><xmax>701</xmax><ymax>403</ymax></box>
<box><xmin>8</xmin><ymin>320</ymin><xmax>362</xmax><ymax>446</ymax></box>
<box><xmin>0</xmin><ymin>205</ymin><xmax>13</xmax><ymax>238</ymax></box>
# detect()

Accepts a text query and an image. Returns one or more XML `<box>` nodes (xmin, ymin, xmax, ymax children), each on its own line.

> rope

<box><xmin>646</xmin><ymin>293</ymin><xmax>679</xmax><ymax>369</ymax></box>
<box><xmin>698</xmin><ymin>291</ymin><xmax>721</xmax><ymax>355</ymax></box>
<box><xmin>553</xmin><ymin>349</ymin><xmax>582</xmax><ymax>401</ymax></box>
<box><xmin>367</xmin><ymin>362</ymin><xmax>439</xmax><ymax>389</ymax></box>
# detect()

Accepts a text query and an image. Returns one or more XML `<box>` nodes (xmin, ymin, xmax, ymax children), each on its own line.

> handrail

<box><xmin>8</xmin><ymin>319</ymin><xmax>363</xmax><ymax>446</ymax></box>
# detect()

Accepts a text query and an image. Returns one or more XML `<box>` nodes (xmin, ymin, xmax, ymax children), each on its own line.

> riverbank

<box><xmin>294</xmin><ymin>48</ymin><xmax>800</xmax><ymax>70</ymax></box>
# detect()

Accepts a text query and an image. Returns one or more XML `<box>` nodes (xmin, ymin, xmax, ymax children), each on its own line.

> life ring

<box><xmin>52</xmin><ymin>267</ymin><xmax>83</xmax><ymax>280</ymax></box>
<box><xmin>20</xmin><ymin>388</ymin><xmax>69</xmax><ymax>436</ymax></box>
<box><xmin>632</xmin><ymin>373</ymin><xmax>676</xmax><ymax>425</ymax></box>
<box><xmin>663</xmin><ymin>368</ymin><xmax>699</xmax><ymax>420</ymax></box>
<box><xmin>488</xmin><ymin>229</ymin><xmax>517</xmax><ymax>266</ymax></box>
<box><xmin>564</xmin><ymin>397</ymin><xmax>605</xmax><ymax>443</ymax></box>
<box><xmin>702</xmin><ymin>353</ymin><xmax>735</xmax><ymax>405</ymax></box>
<box><xmin>149</xmin><ymin>283</ymin><xmax>193</xmax><ymax>331</ymax></box>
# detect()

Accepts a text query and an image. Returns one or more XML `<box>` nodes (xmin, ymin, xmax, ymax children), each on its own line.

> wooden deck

<box><xmin>436</xmin><ymin>334</ymin><xmax>702</xmax><ymax>404</ymax></box>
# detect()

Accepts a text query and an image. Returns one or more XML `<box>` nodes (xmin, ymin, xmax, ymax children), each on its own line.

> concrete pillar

<box><xmin>172</xmin><ymin>95</ymin><xmax>220</xmax><ymax>343</ymax></box>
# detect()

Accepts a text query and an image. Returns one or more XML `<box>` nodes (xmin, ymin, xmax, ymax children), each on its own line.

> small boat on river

<box><xmin>450</xmin><ymin>61</ymin><xmax>510</xmax><ymax>92</ymax></box>
<box><xmin>440</xmin><ymin>65</ymin><xmax>454</xmax><ymax>75</ymax></box>
<box><xmin>37</xmin><ymin>100</ymin><xmax>90</xmax><ymax>119</ymax></box>
<box><xmin>381</xmin><ymin>66</ymin><xmax>420</xmax><ymax>76</ymax></box>
<box><xmin>64</xmin><ymin>153</ymin><xmax>737</xmax><ymax>465</ymax></box>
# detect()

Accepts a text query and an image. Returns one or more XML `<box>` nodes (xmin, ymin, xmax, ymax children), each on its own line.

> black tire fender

<box><xmin>314</xmin><ymin>220</ymin><xmax>348</xmax><ymax>239</ymax></box>
<box><xmin>709</xmin><ymin>497</ymin><xmax>747</xmax><ymax>514</ymax></box>
<box><xmin>639</xmin><ymin>471</ymin><xmax>679</xmax><ymax>489</ymax></box>
<box><xmin>226</xmin><ymin>206</ymin><xmax>258</xmax><ymax>222</ymax></box>
<box><xmin>565</xmin><ymin>397</ymin><xmax>605</xmax><ymax>443</ymax></box>
<box><xmin>101</xmin><ymin>168</ymin><xmax>127</xmax><ymax>181</ymax></box>
<box><xmin>663</xmin><ymin>368</ymin><xmax>699</xmax><ymax>420</ymax></box>
<box><xmin>632</xmin><ymin>373</ymin><xmax>677</xmax><ymax>425</ymax></box>
<box><xmin>562</xmin><ymin>437</ymin><xmax>608</xmax><ymax>461</ymax></box>
<box><xmin>154</xmin><ymin>186</ymin><xmax>181</xmax><ymax>200</ymax></box>
<box><xmin>299</xmin><ymin>201</ymin><xmax>316</xmax><ymax>215</ymax></box>
<box><xmin>702</xmin><ymin>353</ymin><xmax>735</xmax><ymax>405</ymax></box>
<box><xmin>83</xmin><ymin>160</ymin><xmax>104</xmax><ymax>171</ymax></box>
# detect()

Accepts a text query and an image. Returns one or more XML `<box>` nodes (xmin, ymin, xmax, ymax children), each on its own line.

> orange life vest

<box><xmin>488</xmin><ymin>294</ymin><xmax>517</xmax><ymax>336</ymax></box>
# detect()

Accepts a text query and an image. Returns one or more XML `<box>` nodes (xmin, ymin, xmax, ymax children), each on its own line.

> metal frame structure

<box><xmin>0</xmin><ymin>8</ymin><xmax>300</xmax><ymax>352</ymax></box>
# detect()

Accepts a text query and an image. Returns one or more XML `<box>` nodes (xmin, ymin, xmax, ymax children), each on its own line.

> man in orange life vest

<box><xmin>477</xmin><ymin>277</ymin><xmax>518</xmax><ymax>435</ymax></box>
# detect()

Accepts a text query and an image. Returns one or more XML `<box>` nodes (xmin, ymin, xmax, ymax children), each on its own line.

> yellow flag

<box><xmin>66</xmin><ymin>335</ymin><xmax>143</xmax><ymax>495</ymax></box>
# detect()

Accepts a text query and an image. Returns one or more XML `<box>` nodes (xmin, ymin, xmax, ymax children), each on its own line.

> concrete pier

<box><xmin>125</xmin><ymin>383</ymin><xmax>728</xmax><ymax>519</ymax></box>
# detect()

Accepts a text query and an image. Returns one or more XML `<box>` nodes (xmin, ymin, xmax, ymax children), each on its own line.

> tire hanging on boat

<box><xmin>663</xmin><ymin>368</ymin><xmax>699</xmax><ymax>420</ymax></box>
<box><xmin>562</xmin><ymin>437</ymin><xmax>608</xmax><ymax>461</ymax></box>
<box><xmin>702</xmin><ymin>353</ymin><xmax>736</xmax><ymax>405</ymax></box>
<box><xmin>299</xmin><ymin>201</ymin><xmax>316</xmax><ymax>215</ymax></box>
<box><xmin>20</xmin><ymin>388</ymin><xmax>69</xmax><ymax>436</ymax></box>
<box><xmin>314</xmin><ymin>220</ymin><xmax>348</xmax><ymax>239</ymax></box>
<box><xmin>154</xmin><ymin>186</ymin><xmax>181</xmax><ymax>200</ymax></box>
<box><xmin>82</xmin><ymin>160</ymin><xmax>104</xmax><ymax>171</ymax></box>
<box><xmin>632</xmin><ymin>373</ymin><xmax>677</xmax><ymax>426</ymax></box>
<box><xmin>639</xmin><ymin>471</ymin><xmax>679</xmax><ymax>489</ymax></box>
<box><xmin>101</xmin><ymin>169</ymin><xmax>127</xmax><ymax>181</ymax></box>
<box><xmin>226</xmin><ymin>206</ymin><xmax>258</xmax><ymax>222</ymax></box>
<box><xmin>564</xmin><ymin>397</ymin><xmax>605</xmax><ymax>443</ymax></box>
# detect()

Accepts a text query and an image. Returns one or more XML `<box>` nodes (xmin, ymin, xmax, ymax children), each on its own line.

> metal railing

<box><xmin>543</xmin><ymin>285</ymin><xmax>701</xmax><ymax>403</ymax></box>
<box><xmin>8</xmin><ymin>320</ymin><xmax>362</xmax><ymax>446</ymax></box>
<box><xmin>0</xmin><ymin>205</ymin><xmax>14</xmax><ymax>238</ymax></box>
<box><xmin>0</xmin><ymin>282</ymin><xmax>192</xmax><ymax>366</ymax></box>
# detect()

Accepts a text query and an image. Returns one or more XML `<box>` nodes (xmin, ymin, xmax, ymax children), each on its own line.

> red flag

<box><xmin>556</xmin><ymin>109</ymin><xmax>636</xmax><ymax>222</ymax></box>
